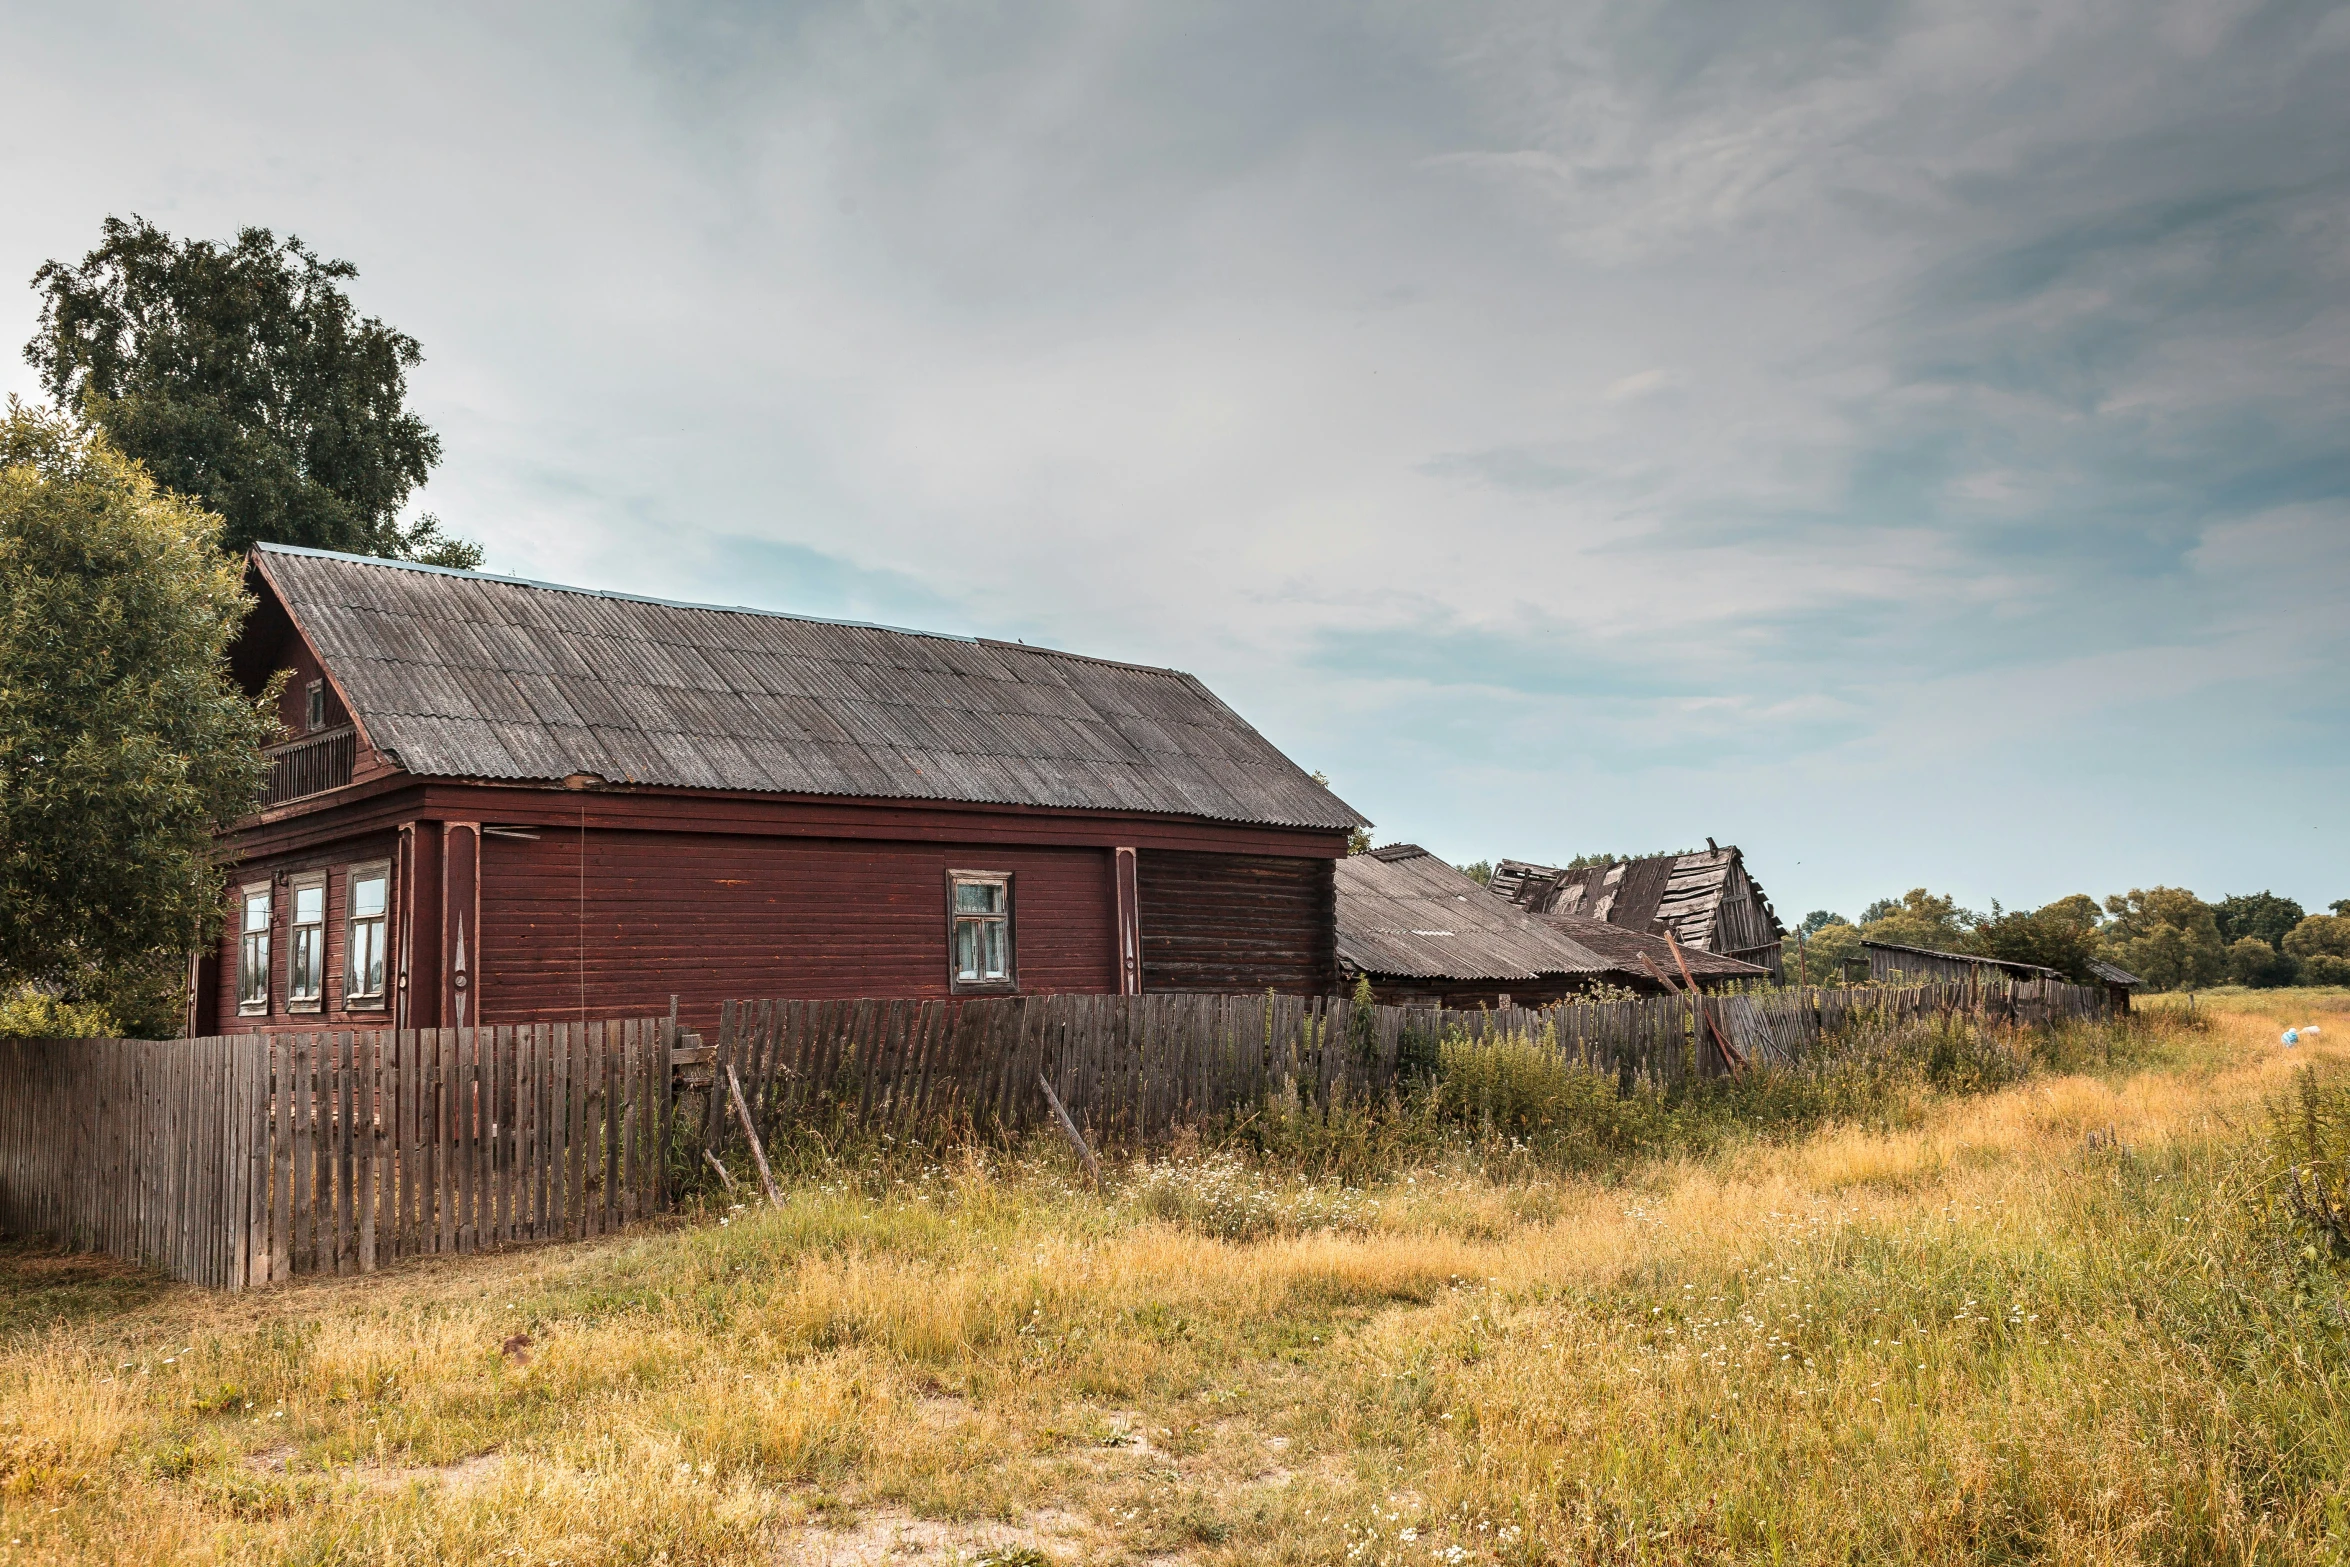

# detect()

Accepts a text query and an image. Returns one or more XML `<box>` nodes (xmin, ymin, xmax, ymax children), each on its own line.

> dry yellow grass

<box><xmin>2</xmin><ymin>995</ymin><xmax>2344</xmax><ymax>1564</ymax></box>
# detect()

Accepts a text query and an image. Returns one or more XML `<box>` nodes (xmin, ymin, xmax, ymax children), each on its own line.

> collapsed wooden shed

<box><xmin>1337</xmin><ymin>845</ymin><xmax>1766</xmax><ymax>1006</ymax></box>
<box><xmin>1487</xmin><ymin>842</ymin><xmax>1786</xmax><ymax>977</ymax></box>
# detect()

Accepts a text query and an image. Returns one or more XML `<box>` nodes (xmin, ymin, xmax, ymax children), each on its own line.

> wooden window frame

<box><xmin>236</xmin><ymin>881</ymin><xmax>272</xmax><ymax>1016</ymax></box>
<box><xmin>286</xmin><ymin>870</ymin><xmax>327</xmax><ymax>1012</ymax></box>
<box><xmin>304</xmin><ymin>679</ymin><xmax>326</xmax><ymax>732</ymax></box>
<box><xmin>946</xmin><ymin>869</ymin><xmax>1016</xmax><ymax>995</ymax></box>
<box><xmin>345</xmin><ymin>860</ymin><xmax>391</xmax><ymax>1011</ymax></box>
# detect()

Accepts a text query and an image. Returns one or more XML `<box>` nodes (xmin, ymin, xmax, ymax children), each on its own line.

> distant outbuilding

<box><xmin>1487</xmin><ymin>842</ymin><xmax>1786</xmax><ymax>977</ymax></box>
<box><xmin>1338</xmin><ymin>845</ymin><xmax>1767</xmax><ymax>1006</ymax></box>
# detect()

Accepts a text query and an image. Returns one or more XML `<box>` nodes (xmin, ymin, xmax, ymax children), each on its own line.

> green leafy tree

<box><xmin>2100</xmin><ymin>887</ymin><xmax>2226</xmax><ymax>992</ymax></box>
<box><xmin>1791</xmin><ymin>918</ymin><xmax>1863</xmax><ymax>984</ymax></box>
<box><xmin>2215</xmin><ymin>891</ymin><xmax>2306</xmax><ymax>952</ymax></box>
<box><xmin>2225</xmin><ymin>936</ymin><xmax>2300</xmax><ymax>988</ymax></box>
<box><xmin>2332</xmin><ymin>900</ymin><xmax>2350</xmax><ymax>918</ymax></box>
<box><xmin>2284</xmin><ymin>916</ymin><xmax>2350</xmax><ymax>987</ymax></box>
<box><xmin>1458</xmin><ymin>860</ymin><xmax>1493</xmax><ymax>886</ymax></box>
<box><xmin>1975</xmin><ymin>898</ymin><xmax>2101</xmax><ymax>983</ymax></box>
<box><xmin>0</xmin><ymin>403</ymin><xmax>279</xmax><ymax>1034</ymax></box>
<box><xmin>1799</xmin><ymin>910</ymin><xmax>1847</xmax><ymax>937</ymax></box>
<box><xmin>1858</xmin><ymin>888</ymin><xmax>1978</xmax><ymax>952</ymax></box>
<box><xmin>2038</xmin><ymin>893</ymin><xmax>2103</xmax><ymax>934</ymax></box>
<box><xmin>25</xmin><ymin>216</ymin><xmax>478</xmax><ymax>566</ymax></box>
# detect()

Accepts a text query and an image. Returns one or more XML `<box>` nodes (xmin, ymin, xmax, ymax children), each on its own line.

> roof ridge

<box><xmin>253</xmin><ymin>542</ymin><xmax>979</xmax><ymax>645</ymax></box>
<box><xmin>975</xmin><ymin>636</ymin><xmax>1197</xmax><ymax>681</ymax></box>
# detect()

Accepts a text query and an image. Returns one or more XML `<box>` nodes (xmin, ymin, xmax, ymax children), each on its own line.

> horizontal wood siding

<box><xmin>1137</xmin><ymin>850</ymin><xmax>1336</xmax><ymax>995</ymax></box>
<box><xmin>479</xmin><ymin>829</ymin><xmax>1119</xmax><ymax>1033</ymax></box>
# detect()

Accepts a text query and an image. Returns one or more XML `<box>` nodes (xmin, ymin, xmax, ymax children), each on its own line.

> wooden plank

<box><xmin>556</xmin><ymin>1022</ymin><xmax>575</xmax><ymax>1239</ymax></box>
<box><xmin>601</xmin><ymin>1019</ymin><xmax>621</xmax><ymax>1234</ymax></box>
<box><xmin>292</xmin><ymin>1033</ymin><xmax>316</xmax><ymax>1276</ymax></box>
<box><xmin>570</xmin><ymin>1019</ymin><xmax>587</xmax><ymax>1235</ymax></box>
<box><xmin>622</xmin><ymin>1020</ymin><xmax>642</xmax><ymax>1225</ymax></box>
<box><xmin>526</xmin><ymin>1023</ymin><xmax>545</xmax><ymax>1241</ymax></box>
<box><xmin>357</xmin><ymin>1030</ymin><xmax>377</xmax><ymax>1274</ymax></box>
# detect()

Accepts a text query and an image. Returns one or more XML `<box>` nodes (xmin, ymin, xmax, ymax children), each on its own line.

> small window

<box><xmin>287</xmin><ymin>873</ymin><xmax>326</xmax><ymax>1009</ymax></box>
<box><xmin>237</xmin><ymin>883</ymin><xmax>272</xmax><ymax>1014</ymax></box>
<box><xmin>305</xmin><ymin>680</ymin><xmax>326</xmax><ymax>732</ymax></box>
<box><xmin>346</xmin><ymin>863</ymin><xmax>389</xmax><ymax>1008</ymax></box>
<box><xmin>948</xmin><ymin>871</ymin><xmax>1014</xmax><ymax>991</ymax></box>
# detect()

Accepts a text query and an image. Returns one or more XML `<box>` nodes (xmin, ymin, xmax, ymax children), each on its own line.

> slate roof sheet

<box><xmin>1336</xmin><ymin>846</ymin><xmax>1609</xmax><ymax>981</ymax></box>
<box><xmin>253</xmin><ymin>545</ymin><xmax>1366</xmax><ymax>831</ymax></box>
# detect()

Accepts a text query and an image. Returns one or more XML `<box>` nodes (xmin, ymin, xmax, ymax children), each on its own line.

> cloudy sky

<box><xmin>6</xmin><ymin>0</ymin><xmax>2346</xmax><ymax>920</ymax></box>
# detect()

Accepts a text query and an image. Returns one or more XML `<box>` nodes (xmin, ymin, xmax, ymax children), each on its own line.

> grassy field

<box><xmin>4</xmin><ymin>989</ymin><xmax>2348</xmax><ymax>1565</ymax></box>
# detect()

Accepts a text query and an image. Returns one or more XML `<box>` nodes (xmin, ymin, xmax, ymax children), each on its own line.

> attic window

<box><xmin>948</xmin><ymin>871</ymin><xmax>1014</xmax><ymax>992</ymax></box>
<box><xmin>305</xmin><ymin>680</ymin><xmax>326</xmax><ymax>732</ymax></box>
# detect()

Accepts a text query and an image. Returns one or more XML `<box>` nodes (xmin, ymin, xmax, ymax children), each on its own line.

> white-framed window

<box><xmin>305</xmin><ymin>679</ymin><xmax>326</xmax><ymax>732</ymax></box>
<box><xmin>237</xmin><ymin>882</ymin><xmax>272</xmax><ymax>1014</ymax></box>
<box><xmin>948</xmin><ymin>870</ymin><xmax>1014</xmax><ymax>992</ymax></box>
<box><xmin>287</xmin><ymin>872</ymin><xmax>326</xmax><ymax>1009</ymax></box>
<box><xmin>346</xmin><ymin>862</ymin><xmax>389</xmax><ymax>1008</ymax></box>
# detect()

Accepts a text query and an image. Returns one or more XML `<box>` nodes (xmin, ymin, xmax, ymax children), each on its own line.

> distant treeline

<box><xmin>1791</xmin><ymin>889</ymin><xmax>2350</xmax><ymax>992</ymax></box>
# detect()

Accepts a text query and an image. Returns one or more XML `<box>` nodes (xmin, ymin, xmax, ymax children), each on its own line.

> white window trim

<box><xmin>237</xmin><ymin>880</ymin><xmax>272</xmax><ymax>1016</ymax></box>
<box><xmin>345</xmin><ymin>860</ymin><xmax>391</xmax><ymax>1010</ymax></box>
<box><xmin>286</xmin><ymin>870</ymin><xmax>327</xmax><ymax>1012</ymax></box>
<box><xmin>947</xmin><ymin>868</ymin><xmax>1016</xmax><ymax>994</ymax></box>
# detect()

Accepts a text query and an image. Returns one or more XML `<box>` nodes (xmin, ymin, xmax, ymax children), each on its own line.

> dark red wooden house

<box><xmin>193</xmin><ymin>546</ymin><xmax>1366</xmax><ymax>1037</ymax></box>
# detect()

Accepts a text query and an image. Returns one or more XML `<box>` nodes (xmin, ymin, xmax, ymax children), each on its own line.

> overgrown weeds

<box><xmin>0</xmin><ymin>994</ymin><xmax>2342</xmax><ymax>1563</ymax></box>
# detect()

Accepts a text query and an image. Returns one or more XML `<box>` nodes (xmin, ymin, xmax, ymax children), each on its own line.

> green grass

<box><xmin>2</xmin><ymin>996</ymin><xmax>2345</xmax><ymax>1564</ymax></box>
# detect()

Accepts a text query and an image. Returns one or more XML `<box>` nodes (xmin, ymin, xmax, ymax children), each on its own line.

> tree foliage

<box><xmin>1791</xmin><ymin>918</ymin><xmax>1863</xmax><ymax>983</ymax></box>
<box><xmin>25</xmin><ymin>216</ymin><xmax>477</xmax><ymax>566</ymax></box>
<box><xmin>2100</xmin><ymin>887</ymin><xmax>2227</xmax><ymax>993</ymax></box>
<box><xmin>2285</xmin><ymin>916</ymin><xmax>2350</xmax><ymax>964</ymax></box>
<box><xmin>2225</xmin><ymin>936</ymin><xmax>2299</xmax><ymax>988</ymax></box>
<box><xmin>1975</xmin><ymin>898</ymin><xmax>2102</xmax><ymax>984</ymax></box>
<box><xmin>0</xmin><ymin>403</ymin><xmax>279</xmax><ymax>1033</ymax></box>
<box><xmin>1858</xmin><ymin>888</ymin><xmax>1978</xmax><ymax>952</ymax></box>
<box><xmin>1798</xmin><ymin>909</ymin><xmax>1846</xmax><ymax>937</ymax></box>
<box><xmin>2215</xmin><ymin>891</ymin><xmax>2305</xmax><ymax>952</ymax></box>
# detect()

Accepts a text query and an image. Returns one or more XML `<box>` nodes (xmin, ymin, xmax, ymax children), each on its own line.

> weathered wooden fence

<box><xmin>0</xmin><ymin>1020</ymin><xmax>670</xmax><ymax>1289</ymax></box>
<box><xmin>705</xmin><ymin>977</ymin><xmax>2112</xmax><ymax>1157</ymax></box>
<box><xmin>5</xmin><ymin>977</ymin><xmax>2108</xmax><ymax>1287</ymax></box>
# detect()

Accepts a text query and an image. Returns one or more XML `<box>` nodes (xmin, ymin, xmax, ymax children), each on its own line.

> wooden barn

<box><xmin>193</xmin><ymin>546</ymin><xmax>1367</xmax><ymax>1037</ymax></box>
<box><xmin>1487</xmin><ymin>842</ymin><xmax>1786</xmax><ymax>977</ymax></box>
<box><xmin>1861</xmin><ymin>941</ymin><xmax>2058</xmax><ymax>985</ymax></box>
<box><xmin>1336</xmin><ymin>845</ymin><xmax>1766</xmax><ymax>1006</ymax></box>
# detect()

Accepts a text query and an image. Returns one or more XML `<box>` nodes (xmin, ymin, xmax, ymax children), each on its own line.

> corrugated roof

<box><xmin>1860</xmin><ymin>940</ymin><xmax>2060</xmax><ymax>980</ymax></box>
<box><xmin>252</xmin><ymin>545</ymin><xmax>1367</xmax><ymax>831</ymax></box>
<box><xmin>1337</xmin><ymin>846</ymin><xmax>1610</xmax><ymax>981</ymax></box>
<box><xmin>1338</xmin><ymin>847</ymin><xmax>1769</xmax><ymax>986</ymax></box>
<box><xmin>2086</xmin><ymin>958</ymin><xmax>2142</xmax><ymax>987</ymax></box>
<box><xmin>1528</xmin><ymin>910</ymin><xmax>1770</xmax><ymax>981</ymax></box>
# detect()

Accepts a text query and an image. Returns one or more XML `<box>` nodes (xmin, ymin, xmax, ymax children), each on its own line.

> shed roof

<box><xmin>1491</xmin><ymin>846</ymin><xmax>1784</xmax><ymax>951</ymax></box>
<box><xmin>248</xmin><ymin>545</ymin><xmax>1366</xmax><ymax>831</ymax></box>
<box><xmin>2085</xmin><ymin>958</ymin><xmax>2143</xmax><ymax>987</ymax></box>
<box><xmin>1859</xmin><ymin>940</ymin><xmax>2061</xmax><ymax>981</ymax></box>
<box><xmin>1335</xmin><ymin>846</ymin><xmax>1768</xmax><ymax>986</ymax></box>
<box><xmin>1336</xmin><ymin>847</ymin><xmax>1610</xmax><ymax>981</ymax></box>
<box><xmin>1528</xmin><ymin>911</ymin><xmax>1771</xmax><ymax>982</ymax></box>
